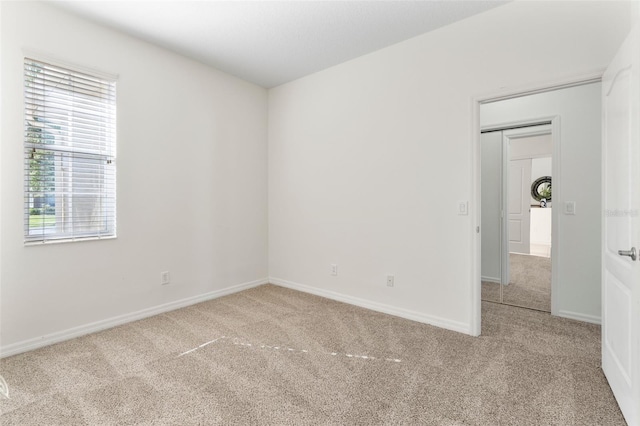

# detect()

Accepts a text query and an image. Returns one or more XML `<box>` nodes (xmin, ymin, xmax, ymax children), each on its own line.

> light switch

<box><xmin>564</xmin><ymin>201</ymin><xmax>576</xmax><ymax>215</ymax></box>
<box><xmin>458</xmin><ymin>201</ymin><xmax>468</xmax><ymax>215</ymax></box>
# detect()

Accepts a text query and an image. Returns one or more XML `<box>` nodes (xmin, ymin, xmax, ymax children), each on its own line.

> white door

<box><xmin>508</xmin><ymin>159</ymin><xmax>531</xmax><ymax>254</ymax></box>
<box><xmin>602</xmin><ymin>24</ymin><xmax>640</xmax><ymax>426</ymax></box>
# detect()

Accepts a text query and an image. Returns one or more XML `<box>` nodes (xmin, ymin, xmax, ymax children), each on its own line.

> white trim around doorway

<box><xmin>469</xmin><ymin>71</ymin><xmax>603</xmax><ymax>336</ymax></box>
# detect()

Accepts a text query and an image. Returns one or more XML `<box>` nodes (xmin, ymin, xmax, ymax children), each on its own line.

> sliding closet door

<box><xmin>480</xmin><ymin>131</ymin><xmax>502</xmax><ymax>303</ymax></box>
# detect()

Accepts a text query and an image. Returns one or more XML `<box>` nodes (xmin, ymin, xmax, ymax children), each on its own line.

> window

<box><xmin>24</xmin><ymin>58</ymin><xmax>116</xmax><ymax>243</ymax></box>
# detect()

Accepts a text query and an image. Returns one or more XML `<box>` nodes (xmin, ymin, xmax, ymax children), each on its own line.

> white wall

<box><xmin>510</xmin><ymin>134</ymin><xmax>552</xmax><ymax>161</ymax></box>
<box><xmin>268</xmin><ymin>1</ymin><xmax>632</xmax><ymax>333</ymax></box>
<box><xmin>532</xmin><ymin>158</ymin><xmax>552</xmax><ymax>181</ymax></box>
<box><xmin>0</xmin><ymin>2</ymin><xmax>268</xmax><ymax>354</ymax></box>
<box><xmin>482</xmin><ymin>83</ymin><xmax>603</xmax><ymax>323</ymax></box>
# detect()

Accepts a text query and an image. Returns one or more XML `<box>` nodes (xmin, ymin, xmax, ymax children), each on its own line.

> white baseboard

<box><xmin>481</xmin><ymin>275</ymin><xmax>501</xmax><ymax>284</ymax></box>
<box><xmin>269</xmin><ymin>277</ymin><xmax>471</xmax><ymax>335</ymax></box>
<box><xmin>0</xmin><ymin>277</ymin><xmax>269</xmax><ymax>358</ymax></box>
<box><xmin>557</xmin><ymin>310</ymin><xmax>601</xmax><ymax>325</ymax></box>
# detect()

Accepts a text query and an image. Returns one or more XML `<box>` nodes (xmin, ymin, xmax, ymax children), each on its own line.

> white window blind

<box><xmin>24</xmin><ymin>58</ymin><xmax>116</xmax><ymax>243</ymax></box>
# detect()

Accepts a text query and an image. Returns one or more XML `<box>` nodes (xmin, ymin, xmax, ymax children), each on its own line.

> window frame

<box><xmin>23</xmin><ymin>55</ymin><xmax>118</xmax><ymax>245</ymax></box>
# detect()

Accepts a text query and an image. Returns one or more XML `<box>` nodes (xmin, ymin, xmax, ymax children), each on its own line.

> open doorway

<box><xmin>480</xmin><ymin>124</ymin><xmax>553</xmax><ymax>312</ymax></box>
<box><xmin>475</xmin><ymin>80</ymin><xmax>604</xmax><ymax>325</ymax></box>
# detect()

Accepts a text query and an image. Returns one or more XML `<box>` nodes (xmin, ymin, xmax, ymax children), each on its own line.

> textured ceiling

<box><xmin>51</xmin><ymin>1</ymin><xmax>508</xmax><ymax>88</ymax></box>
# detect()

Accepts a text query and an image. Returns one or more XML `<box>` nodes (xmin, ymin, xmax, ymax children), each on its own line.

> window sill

<box><xmin>24</xmin><ymin>235</ymin><xmax>117</xmax><ymax>246</ymax></box>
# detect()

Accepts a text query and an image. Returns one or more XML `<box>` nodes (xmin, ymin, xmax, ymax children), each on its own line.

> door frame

<box><xmin>501</xmin><ymin>124</ymin><xmax>552</xmax><ymax>288</ymax></box>
<box><xmin>469</xmin><ymin>73</ymin><xmax>601</xmax><ymax>336</ymax></box>
<box><xmin>481</xmin><ymin>120</ymin><xmax>558</xmax><ymax>310</ymax></box>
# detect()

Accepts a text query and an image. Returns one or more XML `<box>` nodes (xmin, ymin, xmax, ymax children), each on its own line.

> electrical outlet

<box><xmin>387</xmin><ymin>275</ymin><xmax>394</xmax><ymax>287</ymax></box>
<box><xmin>330</xmin><ymin>264</ymin><xmax>338</xmax><ymax>276</ymax></box>
<box><xmin>161</xmin><ymin>271</ymin><xmax>170</xmax><ymax>285</ymax></box>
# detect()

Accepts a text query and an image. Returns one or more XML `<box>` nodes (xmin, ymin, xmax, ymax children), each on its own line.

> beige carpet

<box><xmin>0</xmin><ymin>284</ymin><xmax>623</xmax><ymax>425</ymax></box>
<box><xmin>482</xmin><ymin>253</ymin><xmax>552</xmax><ymax>312</ymax></box>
